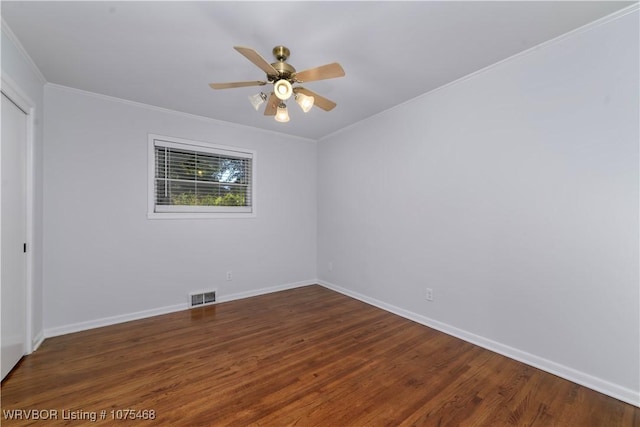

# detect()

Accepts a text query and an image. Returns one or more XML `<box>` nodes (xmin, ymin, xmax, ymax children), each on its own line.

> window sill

<box><xmin>147</xmin><ymin>212</ymin><xmax>256</xmax><ymax>220</ymax></box>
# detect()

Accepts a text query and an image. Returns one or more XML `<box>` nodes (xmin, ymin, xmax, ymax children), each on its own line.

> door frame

<box><xmin>1</xmin><ymin>73</ymin><xmax>36</xmax><ymax>355</ymax></box>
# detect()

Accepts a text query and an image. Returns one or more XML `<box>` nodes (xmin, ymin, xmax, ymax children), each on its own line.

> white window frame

<box><xmin>147</xmin><ymin>134</ymin><xmax>257</xmax><ymax>219</ymax></box>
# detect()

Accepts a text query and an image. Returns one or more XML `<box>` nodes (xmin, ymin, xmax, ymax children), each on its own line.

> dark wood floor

<box><xmin>2</xmin><ymin>285</ymin><xmax>638</xmax><ymax>426</ymax></box>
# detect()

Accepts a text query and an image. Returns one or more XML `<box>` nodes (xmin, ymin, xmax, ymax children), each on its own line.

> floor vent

<box><xmin>189</xmin><ymin>290</ymin><xmax>216</xmax><ymax>308</ymax></box>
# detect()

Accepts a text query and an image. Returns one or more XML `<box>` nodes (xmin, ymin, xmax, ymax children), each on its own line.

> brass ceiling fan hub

<box><xmin>270</xmin><ymin>61</ymin><xmax>296</xmax><ymax>79</ymax></box>
<box><xmin>270</xmin><ymin>46</ymin><xmax>295</xmax><ymax>79</ymax></box>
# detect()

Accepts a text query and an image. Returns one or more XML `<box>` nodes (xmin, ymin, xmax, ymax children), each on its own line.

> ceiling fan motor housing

<box><xmin>271</xmin><ymin>61</ymin><xmax>296</xmax><ymax>79</ymax></box>
<box><xmin>270</xmin><ymin>46</ymin><xmax>295</xmax><ymax>80</ymax></box>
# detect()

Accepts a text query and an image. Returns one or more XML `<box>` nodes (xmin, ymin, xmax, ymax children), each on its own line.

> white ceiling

<box><xmin>2</xmin><ymin>1</ymin><xmax>635</xmax><ymax>140</ymax></box>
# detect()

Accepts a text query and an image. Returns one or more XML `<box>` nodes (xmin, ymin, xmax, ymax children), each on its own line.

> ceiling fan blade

<box><xmin>264</xmin><ymin>92</ymin><xmax>279</xmax><ymax>116</ymax></box>
<box><xmin>294</xmin><ymin>87</ymin><xmax>337</xmax><ymax>111</ymax></box>
<box><xmin>234</xmin><ymin>46</ymin><xmax>279</xmax><ymax>76</ymax></box>
<box><xmin>293</xmin><ymin>63</ymin><xmax>345</xmax><ymax>83</ymax></box>
<box><xmin>209</xmin><ymin>81</ymin><xmax>266</xmax><ymax>90</ymax></box>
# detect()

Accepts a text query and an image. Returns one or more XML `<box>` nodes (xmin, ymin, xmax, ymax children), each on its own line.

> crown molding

<box><xmin>320</xmin><ymin>2</ymin><xmax>640</xmax><ymax>143</ymax></box>
<box><xmin>1</xmin><ymin>19</ymin><xmax>47</xmax><ymax>85</ymax></box>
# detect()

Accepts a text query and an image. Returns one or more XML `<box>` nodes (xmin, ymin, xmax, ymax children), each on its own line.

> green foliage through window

<box><xmin>170</xmin><ymin>193</ymin><xmax>246</xmax><ymax>207</ymax></box>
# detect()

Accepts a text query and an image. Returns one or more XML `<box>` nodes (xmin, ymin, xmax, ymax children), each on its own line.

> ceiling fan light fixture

<box><xmin>295</xmin><ymin>93</ymin><xmax>315</xmax><ymax>113</ymax></box>
<box><xmin>274</xmin><ymin>79</ymin><xmax>293</xmax><ymax>100</ymax></box>
<box><xmin>248</xmin><ymin>92</ymin><xmax>267</xmax><ymax>110</ymax></box>
<box><xmin>274</xmin><ymin>102</ymin><xmax>290</xmax><ymax>123</ymax></box>
<box><xmin>210</xmin><ymin>46</ymin><xmax>344</xmax><ymax>121</ymax></box>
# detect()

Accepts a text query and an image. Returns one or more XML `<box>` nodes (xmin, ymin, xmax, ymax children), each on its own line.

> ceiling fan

<box><xmin>209</xmin><ymin>45</ymin><xmax>345</xmax><ymax>123</ymax></box>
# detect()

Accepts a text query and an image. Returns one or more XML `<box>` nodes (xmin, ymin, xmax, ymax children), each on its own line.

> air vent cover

<box><xmin>189</xmin><ymin>290</ymin><xmax>216</xmax><ymax>308</ymax></box>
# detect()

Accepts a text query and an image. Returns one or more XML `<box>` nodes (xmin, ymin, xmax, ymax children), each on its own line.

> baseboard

<box><xmin>318</xmin><ymin>280</ymin><xmax>640</xmax><ymax>408</ymax></box>
<box><xmin>39</xmin><ymin>278</ymin><xmax>639</xmax><ymax>407</ymax></box>
<box><xmin>215</xmin><ymin>280</ymin><xmax>316</xmax><ymax>304</ymax></box>
<box><xmin>43</xmin><ymin>279</ymin><xmax>317</xmax><ymax>339</ymax></box>
<box><xmin>44</xmin><ymin>303</ymin><xmax>189</xmax><ymax>338</ymax></box>
<box><xmin>31</xmin><ymin>330</ymin><xmax>45</xmax><ymax>352</ymax></box>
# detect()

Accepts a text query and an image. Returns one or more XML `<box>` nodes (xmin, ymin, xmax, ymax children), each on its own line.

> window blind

<box><xmin>153</xmin><ymin>139</ymin><xmax>253</xmax><ymax>213</ymax></box>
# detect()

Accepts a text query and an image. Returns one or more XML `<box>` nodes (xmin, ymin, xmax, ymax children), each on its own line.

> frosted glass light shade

<box><xmin>274</xmin><ymin>80</ymin><xmax>293</xmax><ymax>100</ymax></box>
<box><xmin>295</xmin><ymin>93</ymin><xmax>315</xmax><ymax>113</ymax></box>
<box><xmin>274</xmin><ymin>103</ymin><xmax>290</xmax><ymax>122</ymax></box>
<box><xmin>248</xmin><ymin>92</ymin><xmax>267</xmax><ymax>110</ymax></box>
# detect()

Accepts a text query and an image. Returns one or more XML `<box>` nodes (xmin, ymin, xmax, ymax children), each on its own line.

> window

<box><xmin>148</xmin><ymin>135</ymin><xmax>256</xmax><ymax>218</ymax></box>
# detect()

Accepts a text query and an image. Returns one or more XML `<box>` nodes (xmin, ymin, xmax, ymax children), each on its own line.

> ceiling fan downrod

<box><xmin>270</xmin><ymin>45</ymin><xmax>295</xmax><ymax>80</ymax></box>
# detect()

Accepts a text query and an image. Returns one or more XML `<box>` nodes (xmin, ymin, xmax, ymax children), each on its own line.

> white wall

<box><xmin>7</xmin><ymin>4</ymin><xmax>638</xmax><ymax>407</ymax></box>
<box><xmin>43</xmin><ymin>85</ymin><xmax>317</xmax><ymax>334</ymax></box>
<box><xmin>1</xmin><ymin>24</ymin><xmax>46</xmax><ymax>349</ymax></box>
<box><xmin>318</xmin><ymin>10</ymin><xmax>639</xmax><ymax>404</ymax></box>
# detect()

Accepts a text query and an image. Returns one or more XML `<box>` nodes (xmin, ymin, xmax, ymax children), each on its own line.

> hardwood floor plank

<box><xmin>1</xmin><ymin>285</ymin><xmax>638</xmax><ymax>426</ymax></box>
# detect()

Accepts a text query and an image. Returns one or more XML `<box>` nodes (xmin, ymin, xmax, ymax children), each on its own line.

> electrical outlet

<box><xmin>426</xmin><ymin>288</ymin><xmax>433</xmax><ymax>301</ymax></box>
<box><xmin>226</xmin><ymin>271</ymin><xmax>232</xmax><ymax>281</ymax></box>
<box><xmin>328</xmin><ymin>261</ymin><xmax>333</xmax><ymax>272</ymax></box>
